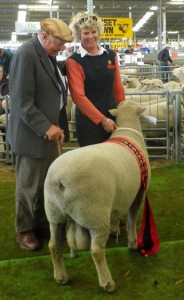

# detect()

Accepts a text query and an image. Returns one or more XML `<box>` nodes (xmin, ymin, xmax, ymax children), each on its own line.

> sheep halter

<box><xmin>105</xmin><ymin>136</ymin><xmax>160</xmax><ymax>256</ymax></box>
<box><xmin>106</xmin><ymin>136</ymin><xmax>148</xmax><ymax>188</ymax></box>
<box><xmin>115</xmin><ymin>127</ymin><xmax>143</xmax><ymax>138</ymax></box>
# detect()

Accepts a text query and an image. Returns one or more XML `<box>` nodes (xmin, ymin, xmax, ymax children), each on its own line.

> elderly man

<box><xmin>7</xmin><ymin>18</ymin><xmax>73</xmax><ymax>251</ymax></box>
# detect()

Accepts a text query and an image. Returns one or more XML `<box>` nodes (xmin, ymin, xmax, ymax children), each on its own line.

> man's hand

<box><xmin>44</xmin><ymin>124</ymin><xmax>65</xmax><ymax>142</ymax></box>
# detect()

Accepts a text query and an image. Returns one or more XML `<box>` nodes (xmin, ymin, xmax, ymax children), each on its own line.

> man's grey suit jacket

<box><xmin>7</xmin><ymin>36</ymin><xmax>65</xmax><ymax>158</ymax></box>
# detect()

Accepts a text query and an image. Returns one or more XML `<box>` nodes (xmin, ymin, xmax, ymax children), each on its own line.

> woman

<box><xmin>66</xmin><ymin>12</ymin><xmax>125</xmax><ymax>146</ymax></box>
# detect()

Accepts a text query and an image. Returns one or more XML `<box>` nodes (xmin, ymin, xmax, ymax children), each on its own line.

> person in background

<box><xmin>124</xmin><ymin>45</ymin><xmax>134</xmax><ymax>54</ymax></box>
<box><xmin>62</xmin><ymin>43</ymin><xmax>74</xmax><ymax>58</ymax></box>
<box><xmin>66</xmin><ymin>12</ymin><xmax>125</xmax><ymax>147</ymax></box>
<box><xmin>0</xmin><ymin>97</ymin><xmax>6</xmax><ymax>126</ymax></box>
<box><xmin>0</xmin><ymin>65</ymin><xmax>3</xmax><ymax>81</ymax></box>
<box><xmin>58</xmin><ymin>43</ymin><xmax>75</xmax><ymax>73</ymax></box>
<box><xmin>158</xmin><ymin>44</ymin><xmax>173</xmax><ymax>83</ymax></box>
<box><xmin>0</xmin><ymin>64</ymin><xmax>9</xmax><ymax>97</ymax></box>
<box><xmin>7</xmin><ymin>18</ymin><xmax>73</xmax><ymax>251</ymax></box>
<box><xmin>0</xmin><ymin>48</ymin><xmax>13</xmax><ymax>79</ymax></box>
<box><xmin>0</xmin><ymin>65</ymin><xmax>9</xmax><ymax>154</ymax></box>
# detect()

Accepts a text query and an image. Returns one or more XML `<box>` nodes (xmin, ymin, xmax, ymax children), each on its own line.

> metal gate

<box><xmin>171</xmin><ymin>90</ymin><xmax>184</xmax><ymax>163</ymax></box>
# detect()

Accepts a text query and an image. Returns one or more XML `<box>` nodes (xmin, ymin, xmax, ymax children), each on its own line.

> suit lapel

<box><xmin>31</xmin><ymin>36</ymin><xmax>61</xmax><ymax>91</ymax></box>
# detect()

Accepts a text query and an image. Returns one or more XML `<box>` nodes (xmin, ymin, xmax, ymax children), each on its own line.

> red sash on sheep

<box><xmin>105</xmin><ymin>136</ymin><xmax>160</xmax><ymax>256</ymax></box>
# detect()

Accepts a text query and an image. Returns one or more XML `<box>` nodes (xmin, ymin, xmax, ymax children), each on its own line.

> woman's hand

<box><xmin>101</xmin><ymin>118</ymin><xmax>117</xmax><ymax>133</ymax></box>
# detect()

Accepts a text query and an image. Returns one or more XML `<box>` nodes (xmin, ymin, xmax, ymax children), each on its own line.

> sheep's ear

<box><xmin>137</xmin><ymin>105</ymin><xmax>147</xmax><ymax>114</ymax></box>
<box><xmin>109</xmin><ymin>108</ymin><xmax>117</xmax><ymax>117</ymax></box>
<box><xmin>140</xmin><ymin>115</ymin><xmax>157</xmax><ymax>125</ymax></box>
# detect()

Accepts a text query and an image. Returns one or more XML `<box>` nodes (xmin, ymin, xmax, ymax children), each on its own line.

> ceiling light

<box><xmin>168</xmin><ymin>31</ymin><xmax>179</xmax><ymax>33</ymax></box>
<box><xmin>18</xmin><ymin>10</ymin><xmax>27</xmax><ymax>22</ymax></box>
<box><xmin>11</xmin><ymin>32</ymin><xmax>17</xmax><ymax>42</ymax></box>
<box><xmin>26</xmin><ymin>5</ymin><xmax>59</xmax><ymax>10</ymax></box>
<box><xmin>170</xmin><ymin>1</ymin><xmax>184</xmax><ymax>3</ymax></box>
<box><xmin>150</xmin><ymin>6</ymin><xmax>158</xmax><ymax>10</ymax></box>
<box><xmin>19</xmin><ymin>5</ymin><xmax>27</xmax><ymax>9</ymax></box>
<box><xmin>133</xmin><ymin>12</ymin><xmax>154</xmax><ymax>32</ymax></box>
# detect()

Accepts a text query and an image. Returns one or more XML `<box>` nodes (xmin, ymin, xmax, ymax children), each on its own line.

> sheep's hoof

<box><xmin>128</xmin><ymin>241</ymin><xmax>138</xmax><ymax>251</ymax></box>
<box><xmin>102</xmin><ymin>280</ymin><xmax>116</xmax><ymax>293</ymax></box>
<box><xmin>56</xmin><ymin>277</ymin><xmax>68</xmax><ymax>285</ymax></box>
<box><xmin>128</xmin><ymin>245</ymin><xmax>138</xmax><ymax>251</ymax></box>
<box><xmin>55</xmin><ymin>273</ymin><xmax>69</xmax><ymax>285</ymax></box>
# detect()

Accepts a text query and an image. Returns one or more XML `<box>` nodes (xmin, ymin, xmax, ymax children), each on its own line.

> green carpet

<box><xmin>0</xmin><ymin>162</ymin><xmax>184</xmax><ymax>299</ymax></box>
<box><xmin>0</xmin><ymin>242</ymin><xmax>184</xmax><ymax>300</ymax></box>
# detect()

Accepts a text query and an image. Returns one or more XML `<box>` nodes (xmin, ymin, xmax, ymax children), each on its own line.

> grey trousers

<box><xmin>15</xmin><ymin>146</ymin><xmax>58</xmax><ymax>233</ymax></box>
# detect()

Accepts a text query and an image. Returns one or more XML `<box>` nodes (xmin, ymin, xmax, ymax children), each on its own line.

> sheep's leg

<box><xmin>90</xmin><ymin>230</ymin><xmax>115</xmax><ymax>293</ymax></box>
<box><xmin>127</xmin><ymin>209</ymin><xmax>138</xmax><ymax>250</ymax></box>
<box><xmin>128</xmin><ymin>192</ymin><xmax>144</xmax><ymax>250</ymax></box>
<box><xmin>49</xmin><ymin>223</ymin><xmax>68</xmax><ymax>285</ymax></box>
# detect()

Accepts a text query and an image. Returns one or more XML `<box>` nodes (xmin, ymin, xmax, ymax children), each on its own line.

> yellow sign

<box><xmin>100</xmin><ymin>18</ymin><xmax>133</xmax><ymax>39</ymax></box>
<box><xmin>110</xmin><ymin>41</ymin><xmax>136</xmax><ymax>49</ymax></box>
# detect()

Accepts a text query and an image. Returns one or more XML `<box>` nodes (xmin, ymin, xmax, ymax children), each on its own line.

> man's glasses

<box><xmin>78</xmin><ymin>15</ymin><xmax>97</xmax><ymax>25</ymax></box>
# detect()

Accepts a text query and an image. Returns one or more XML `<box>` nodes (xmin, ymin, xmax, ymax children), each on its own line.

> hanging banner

<box><xmin>100</xmin><ymin>18</ymin><xmax>133</xmax><ymax>39</ymax></box>
<box><xmin>15</xmin><ymin>22</ymin><xmax>40</xmax><ymax>34</ymax></box>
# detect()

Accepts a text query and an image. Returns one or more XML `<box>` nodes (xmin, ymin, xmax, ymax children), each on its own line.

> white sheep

<box><xmin>149</xmin><ymin>78</ymin><xmax>163</xmax><ymax>87</ymax></box>
<box><xmin>172</xmin><ymin>66</ymin><xmax>184</xmax><ymax>85</ymax></box>
<box><xmin>141</xmin><ymin>101</ymin><xmax>170</xmax><ymax>128</ymax></box>
<box><xmin>135</xmin><ymin>78</ymin><xmax>150</xmax><ymax>91</ymax></box>
<box><xmin>44</xmin><ymin>101</ymin><xmax>151</xmax><ymax>293</ymax></box>
<box><xmin>125</xmin><ymin>93</ymin><xmax>163</xmax><ymax>103</ymax></box>
<box><xmin>138</xmin><ymin>79</ymin><xmax>163</xmax><ymax>92</ymax></box>
<box><xmin>0</xmin><ymin>114</ymin><xmax>6</xmax><ymax>125</ymax></box>
<box><xmin>123</xmin><ymin>77</ymin><xmax>140</xmax><ymax>89</ymax></box>
<box><xmin>141</xmin><ymin>97</ymin><xmax>166</xmax><ymax>106</ymax></box>
<box><xmin>141</xmin><ymin>101</ymin><xmax>184</xmax><ymax>139</ymax></box>
<box><xmin>162</xmin><ymin>80</ymin><xmax>181</xmax><ymax>92</ymax></box>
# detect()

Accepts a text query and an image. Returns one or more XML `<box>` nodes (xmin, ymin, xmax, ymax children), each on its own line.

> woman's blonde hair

<box><xmin>69</xmin><ymin>12</ymin><xmax>104</xmax><ymax>42</ymax></box>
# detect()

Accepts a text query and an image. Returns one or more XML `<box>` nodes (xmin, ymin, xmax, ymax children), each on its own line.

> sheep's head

<box><xmin>109</xmin><ymin>101</ymin><xmax>146</xmax><ymax>120</ymax></box>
